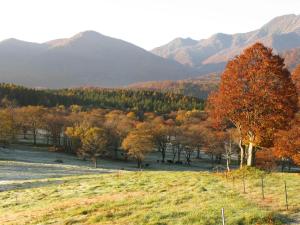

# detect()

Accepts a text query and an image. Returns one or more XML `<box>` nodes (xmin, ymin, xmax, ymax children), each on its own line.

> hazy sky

<box><xmin>0</xmin><ymin>0</ymin><xmax>299</xmax><ymax>49</ymax></box>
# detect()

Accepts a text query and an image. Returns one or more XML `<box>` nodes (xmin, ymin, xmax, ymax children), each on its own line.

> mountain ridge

<box><xmin>152</xmin><ymin>14</ymin><xmax>300</xmax><ymax>73</ymax></box>
<box><xmin>0</xmin><ymin>31</ymin><xmax>195</xmax><ymax>88</ymax></box>
<box><xmin>1</xmin><ymin>14</ymin><xmax>300</xmax><ymax>88</ymax></box>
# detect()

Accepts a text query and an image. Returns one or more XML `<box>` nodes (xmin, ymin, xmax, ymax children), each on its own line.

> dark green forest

<box><xmin>0</xmin><ymin>83</ymin><xmax>204</xmax><ymax>113</ymax></box>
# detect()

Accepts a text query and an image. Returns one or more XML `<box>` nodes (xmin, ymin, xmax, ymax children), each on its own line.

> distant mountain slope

<box><xmin>127</xmin><ymin>73</ymin><xmax>220</xmax><ymax>99</ymax></box>
<box><xmin>152</xmin><ymin>14</ymin><xmax>300</xmax><ymax>74</ymax></box>
<box><xmin>0</xmin><ymin>31</ymin><xmax>195</xmax><ymax>88</ymax></box>
<box><xmin>282</xmin><ymin>47</ymin><xmax>300</xmax><ymax>70</ymax></box>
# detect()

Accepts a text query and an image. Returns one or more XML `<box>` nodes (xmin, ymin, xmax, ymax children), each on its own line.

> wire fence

<box><xmin>217</xmin><ymin>170</ymin><xmax>300</xmax><ymax>224</ymax></box>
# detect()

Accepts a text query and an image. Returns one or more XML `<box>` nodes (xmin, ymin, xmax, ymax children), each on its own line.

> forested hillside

<box><xmin>0</xmin><ymin>83</ymin><xmax>204</xmax><ymax>113</ymax></box>
<box><xmin>128</xmin><ymin>73</ymin><xmax>220</xmax><ymax>99</ymax></box>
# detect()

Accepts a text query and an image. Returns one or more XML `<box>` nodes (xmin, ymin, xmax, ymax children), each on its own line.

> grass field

<box><xmin>1</xmin><ymin>147</ymin><xmax>300</xmax><ymax>225</ymax></box>
<box><xmin>1</xmin><ymin>170</ymin><xmax>299</xmax><ymax>225</ymax></box>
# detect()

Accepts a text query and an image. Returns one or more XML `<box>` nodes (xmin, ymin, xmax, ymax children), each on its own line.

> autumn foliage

<box><xmin>292</xmin><ymin>64</ymin><xmax>300</xmax><ymax>100</ymax></box>
<box><xmin>272</xmin><ymin>114</ymin><xmax>300</xmax><ymax>166</ymax></box>
<box><xmin>208</xmin><ymin>43</ymin><xmax>298</xmax><ymax>166</ymax></box>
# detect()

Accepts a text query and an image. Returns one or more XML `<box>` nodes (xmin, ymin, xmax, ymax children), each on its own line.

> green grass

<box><xmin>222</xmin><ymin>168</ymin><xmax>300</xmax><ymax>213</ymax></box>
<box><xmin>0</xmin><ymin>171</ymin><xmax>298</xmax><ymax>225</ymax></box>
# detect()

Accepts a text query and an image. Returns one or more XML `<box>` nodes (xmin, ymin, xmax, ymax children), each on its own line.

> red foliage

<box><xmin>292</xmin><ymin>64</ymin><xmax>300</xmax><ymax>100</ymax></box>
<box><xmin>208</xmin><ymin>43</ymin><xmax>298</xmax><ymax>148</ymax></box>
<box><xmin>255</xmin><ymin>149</ymin><xmax>277</xmax><ymax>171</ymax></box>
<box><xmin>273</xmin><ymin>115</ymin><xmax>300</xmax><ymax>166</ymax></box>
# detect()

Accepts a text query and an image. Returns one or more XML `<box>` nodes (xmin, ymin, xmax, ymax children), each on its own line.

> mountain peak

<box><xmin>46</xmin><ymin>30</ymin><xmax>105</xmax><ymax>48</ymax></box>
<box><xmin>168</xmin><ymin>37</ymin><xmax>197</xmax><ymax>48</ymax></box>
<box><xmin>72</xmin><ymin>30</ymin><xmax>104</xmax><ymax>40</ymax></box>
<box><xmin>0</xmin><ymin>38</ymin><xmax>44</xmax><ymax>50</ymax></box>
<box><xmin>0</xmin><ymin>38</ymin><xmax>26</xmax><ymax>45</ymax></box>
<box><xmin>152</xmin><ymin>37</ymin><xmax>197</xmax><ymax>56</ymax></box>
<box><xmin>261</xmin><ymin>14</ymin><xmax>300</xmax><ymax>34</ymax></box>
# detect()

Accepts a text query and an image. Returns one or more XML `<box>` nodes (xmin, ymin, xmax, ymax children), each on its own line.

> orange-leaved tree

<box><xmin>122</xmin><ymin>122</ymin><xmax>154</xmax><ymax>168</ymax></box>
<box><xmin>208</xmin><ymin>43</ymin><xmax>298</xmax><ymax>167</ymax></box>
<box><xmin>292</xmin><ymin>64</ymin><xmax>300</xmax><ymax>93</ymax></box>
<box><xmin>273</xmin><ymin>115</ymin><xmax>300</xmax><ymax>166</ymax></box>
<box><xmin>292</xmin><ymin>64</ymin><xmax>300</xmax><ymax>104</ymax></box>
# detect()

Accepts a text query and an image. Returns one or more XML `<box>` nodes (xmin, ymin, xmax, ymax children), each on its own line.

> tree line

<box><xmin>0</xmin><ymin>103</ymin><xmax>234</xmax><ymax>168</ymax></box>
<box><xmin>0</xmin><ymin>84</ymin><xmax>204</xmax><ymax>114</ymax></box>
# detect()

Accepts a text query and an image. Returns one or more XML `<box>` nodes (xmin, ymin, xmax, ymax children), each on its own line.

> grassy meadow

<box><xmin>1</xmin><ymin>170</ymin><xmax>299</xmax><ymax>225</ymax></box>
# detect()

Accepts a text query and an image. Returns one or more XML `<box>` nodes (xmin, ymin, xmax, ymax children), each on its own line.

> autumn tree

<box><xmin>208</xmin><ymin>43</ymin><xmax>298</xmax><ymax>167</ymax></box>
<box><xmin>17</xmin><ymin>106</ymin><xmax>46</xmax><ymax>145</ymax></box>
<box><xmin>292</xmin><ymin>64</ymin><xmax>300</xmax><ymax>95</ymax></box>
<box><xmin>151</xmin><ymin>116</ymin><xmax>170</xmax><ymax>163</ymax></box>
<box><xmin>177</xmin><ymin>126</ymin><xmax>195</xmax><ymax>165</ymax></box>
<box><xmin>0</xmin><ymin>98</ymin><xmax>18</xmax><ymax>144</ymax></box>
<box><xmin>273</xmin><ymin>115</ymin><xmax>300</xmax><ymax>168</ymax></box>
<box><xmin>223</xmin><ymin>129</ymin><xmax>239</xmax><ymax>171</ymax></box>
<box><xmin>44</xmin><ymin>107</ymin><xmax>67</xmax><ymax>147</ymax></box>
<box><xmin>80</xmin><ymin>127</ymin><xmax>109</xmax><ymax>168</ymax></box>
<box><xmin>104</xmin><ymin>110</ymin><xmax>137</xmax><ymax>159</ymax></box>
<box><xmin>66</xmin><ymin>124</ymin><xmax>109</xmax><ymax>168</ymax></box>
<box><xmin>203</xmin><ymin>128</ymin><xmax>226</xmax><ymax>167</ymax></box>
<box><xmin>0</xmin><ymin>109</ymin><xmax>17</xmax><ymax>145</ymax></box>
<box><xmin>122</xmin><ymin>122</ymin><xmax>154</xmax><ymax>168</ymax></box>
<box><xmin>191</xmin><ymin>125</ymin><xmax>206</xmax><ymax>159</ymax></box>
<box><xmin>15</xmin><ymin>108</ymin><xmax>29</xmax><ymax>139</ymax></box>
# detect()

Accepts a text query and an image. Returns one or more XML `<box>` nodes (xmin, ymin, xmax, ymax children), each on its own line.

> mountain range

<box><xmin>0</xmin><ymin>14</ymin><xmax>300</xmax><ymax>88</ymax></box>
<box><xmin>152</xmin><ymin>14</ymin><xmax>300</xmax><ymax>74</ymax></box>
<box><xmin>0</xmin><ymin>31</ymin><xmax>194</xmax><ymax>88</ymax></box>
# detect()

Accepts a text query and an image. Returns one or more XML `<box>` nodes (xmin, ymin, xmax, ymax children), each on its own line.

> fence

<box><xmin>219</xmin><ymin>170</ymin><xmax>300</xmax><ymax>224</ymax></box>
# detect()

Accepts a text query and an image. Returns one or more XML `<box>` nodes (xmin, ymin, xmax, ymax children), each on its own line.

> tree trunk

<box><xmin>226</xmin><ymin>141</ymin><xmax>232</xmax><ymax>171</ymax></box>
<box><xmin>137</xmin><ymin>158</ymin><xmax>142</xmax><ymax>169</ymax></box>
<box><xmin>114</xmin><ymin>148</ymin><xmax>118</xmax><ymax>159</ymax></box>
<box><xmin>247</xmin><ymin>142</ymin><xmax>255</xmax><ymax>166</ymax></box>
<box><xmin>161</xmin><ymin>148</ymin><xmax>166</xmax><ymax>163</ymax></box>
<box><xmin>172</xmin><ymin>145</ymin><xmax>177</xmax><ymax>162</ymax></box>
<box><xmin>58</xmin><ymin>134</ymin><xmax>61</xmax><ymax>146</ymax></box>
<box><xmin>33</xmin><ymin>130</ymin><xmax>37</xmax><ymax>145</ymax></box>
<box><xmin>177</xmin><ymin>147</ymin><xmax>181</xmax><ymax>162</ymax></box>
<box><xmin>288</xmin><ymin>159</ymin><xmax>291</xmax><ymax>171</ymax></box>
<box><xmin>94</xmin><ymin>157</ymin><xmax>97</xmax><ymax>168</ymax></box>
<box><xmin>226</xmin><ymin>157</ymin><xmax>230</xmax><ymax>172</ymax></box>
<box><xmin>239</xmin><ymin>139</ymin><xmax>245</xmax><ymax>168</ymax></box>
<box><xmin>281</xmin><ymin>159</ymin><xmax>285</xmax><ymax>172</ymax></box>
<box><xmin>196</xmin><ymin>147</ymin><xmax>201</xmax><ymax>159</ymax></box>
<box><xmin>23</xmin><ymin>129</ymin><xmax>26</xmax><ymax>139</ymax></box>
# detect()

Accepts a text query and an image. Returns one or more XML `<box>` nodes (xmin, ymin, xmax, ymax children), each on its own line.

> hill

<box><xmin>127</xmin><ymin>73</ymin><xmax>220</xmax><ymax>99</ymax></box>
<box><xmin>152</xmin><ymin>14</ymin><xmax>300</xmax><ymax>74</ymax></box>
<box><xmin>0</xmin><ymin>31</ymin><xmax>195</xmax><ymax>88</ymax></box>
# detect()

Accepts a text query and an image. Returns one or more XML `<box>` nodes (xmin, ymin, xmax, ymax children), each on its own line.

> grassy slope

<box><xmin>1</xmin><ymin>171</ymin><xmax>298</xmax><ymax>225</ymax></box>
<box><xmin>220</xmin><ymin>169</ymin><xmax>300</xmax><ymax>224</ymax></box>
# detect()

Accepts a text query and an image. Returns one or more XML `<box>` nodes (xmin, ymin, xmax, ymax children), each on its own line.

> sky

<box><xmin>0</xmin><ymin>0</ymin><xmax>299</xmax><ymax>50</ymax></box>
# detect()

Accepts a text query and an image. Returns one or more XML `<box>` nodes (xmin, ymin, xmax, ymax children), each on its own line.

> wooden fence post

<box><xmin>284</xmin><ymin>180</ymin><xmax>288</xmax><ymax>210</ymax></box>
<box><xmin>221</xmin><ymin>208</ymin><xmax>225</xmax><ymax>225</ymax></box>
<box><xmin>243</xmin><ymin>174</ymin><xmax>246</xmax><ymax>194</ymax></box>
<box><xmin>261</xmin><ymin>176</ymin><xmax>265</xmax><ymax>200</ymax></box>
